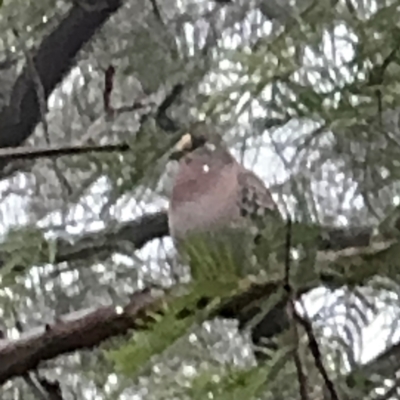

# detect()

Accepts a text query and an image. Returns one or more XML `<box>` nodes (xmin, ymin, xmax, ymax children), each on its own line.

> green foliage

<box><xmin>0</xmin><ymin>225</ymin><xmax>54</xmax><ymax>287</ymax></box>
<box><xmin>109</xmin><ymin>310</ymin><xmax>195</xmax><ymax>377</ymax></box>
<box><xmin>181</xmin><ymin>231</ymin><xmax>253</xmax><ymax>282</ymax></box>
<box><xmin>107</xmin><ymin>279</ymin><xmax>241</xmax><ymax>378</ymax></box>
<box><xmin>186</xmin><ymin>346</ymin><xmax>292</xmax><ymax>400</ymax></box>
<box><xmin>92</xmin><ymin>123</ymin><xmax>183</xmax><ymax>206</ymax></box>
<box><xmin>108</xmin><ymin>253</ymin><xmax>257</xmax><ymax>380</ymax></box>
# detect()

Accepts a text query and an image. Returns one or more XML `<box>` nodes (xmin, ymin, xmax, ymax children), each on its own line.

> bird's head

<box><xmin>169</xmin><ymin>122</ymin><xmax>225</xmax><ymax>161</ymax></box>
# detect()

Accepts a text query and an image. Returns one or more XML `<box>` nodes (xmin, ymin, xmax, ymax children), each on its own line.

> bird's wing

<box><xmin>237</xmin><ymin>168</ymin><xmax>280</xmax><ymax>222</ymax></box>
<box><xmin>237</xmin><ymin>168</ymin><xmax>285</xmax><ymax>270</ymax></box>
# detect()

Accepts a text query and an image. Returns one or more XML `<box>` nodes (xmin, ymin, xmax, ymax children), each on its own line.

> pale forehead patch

<box><xmin>202</xmin><ymin>164</ymin><xmax>210</xmax><ymax>173</ymax></box>
<box><xmin>175</xmin><ymin>133</ymin><xmax>192</xmax><ymax>151</ymax></box>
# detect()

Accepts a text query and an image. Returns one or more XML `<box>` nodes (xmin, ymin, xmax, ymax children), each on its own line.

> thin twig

<box><xmin>101</xmin><ymin>65</ymin><xmax>181</xmax><ymax>131</ymax></box>
<box><xmin>284</xmin><ymin>216</ymin><xmax>310</xmax><ymax>400</ymax></box>
<box><xmin>149</xmin><ymin>0</ymin><xmax>164</xmax><ymax>24</ymax></box>
<box><xmin>157</xmin><ymin>83</ymin><xmax>184</xmax><ymax>118</ymax></box>
<box><xmin>0</xmin><ymin>142</ymin><xmax>131</xmax><ymax>161</ymax></box>
<box><xmin>155</xmin><ymin>83</ymin><xmax>184</xmax><ymax>132</ymax></box>
<box><xmin>294</xmin><ymin>312</ymin><xmax>340</xmax><ymax>400</ymax></box>
<box><xmin>22</xmin><ymin>373</ymin><xmax>48</xmax><ymax>400</ymax></box>
<box><xmin>112</xmin><ymin>100</ymin><xmax>155</xmax><ymax>115</ymax></box>
<box><xmin>0</xmin><ymin>81</ymin><xmax>185</xmax><ymax>164</ymax></box>
<box><xmin>35</xmin><ymin>375</ymin><xmax>63</xmax><ymax>400</ymax></box>
<box><xmin>103</xmin><ymin>64</ymin><xmax>115</xmax><ymax>115</ymax></box>
<box><xmin>284</xmin><ymin>216</ymin><xmax>339</xmax><ymax>399</ymax></box>
<box><xmin>13</xmin><ymin>310</ymin><xmax>64</xmax><ymax>400</ymax></box>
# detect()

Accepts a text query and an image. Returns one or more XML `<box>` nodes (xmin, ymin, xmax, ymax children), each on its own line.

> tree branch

<box><xmin>53</xmin><ymin>211</ymin><xmax>169</xmax><ymax>263</ymax></box>
<box><xmin>0</xmin><ymin>209</ymin><xmax>383</xmax><ymax>274</ymax></box>
<box><xmin>0</xmin><ymin>210</ymin><xmax>399</xmax><ymax>386</ymax></box>
<box><xmin>0</xmin><ymin>288</ymin><xmax>162</xmax><ymax>385</ymax></box>
<box><xmin>0</xmin><ymin>0</ymin><xmax>123</xmax><ymax>154</ymax></box>
<box><xmin>0</xmin><ymin>142</ymin><xmax>132</xmax><ymax>161</ymax></box>
<box><xmin>1</xmin><ymin>273</ymin><xmax>399</xmax><ymax>390</ymax></box>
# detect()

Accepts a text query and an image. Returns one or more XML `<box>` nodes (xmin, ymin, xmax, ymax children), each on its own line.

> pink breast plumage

<box><xmin>169</xmin><ymin>160</ymin><xmax>241</xmax><ymax>238</ymax></box>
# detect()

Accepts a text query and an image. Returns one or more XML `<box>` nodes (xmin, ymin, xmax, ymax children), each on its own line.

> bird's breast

<box><xmin>168</xmin><ymin>167</ymin><xmax>241</xmax><ymax>239</ymax></box>
<box><xmin>169</xmin><ymin>194</ymin><xmax>241</xmax><ymax>238</ymax></box>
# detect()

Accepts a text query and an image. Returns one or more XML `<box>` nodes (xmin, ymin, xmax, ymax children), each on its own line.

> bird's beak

<box><xmin>169</xmin><ymin>133</ymin><xmax>193</xmax><ymax>160</ymax></box>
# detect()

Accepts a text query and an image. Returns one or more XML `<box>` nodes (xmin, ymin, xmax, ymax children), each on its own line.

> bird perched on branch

<box><xmin>167</xmin><ymin>123</ymin><xmax>284</xmax><ymax>282</ymax></box>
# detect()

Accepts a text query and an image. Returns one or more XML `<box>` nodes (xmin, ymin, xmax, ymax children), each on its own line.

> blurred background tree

<box><xmin>1</xmin><ymin>0</ymin><xmax>400</xmax><ymax>399</ymax></box>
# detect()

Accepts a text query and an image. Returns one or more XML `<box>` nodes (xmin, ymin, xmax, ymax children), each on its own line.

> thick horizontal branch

<box><xmin>59</xmin><ymin>218</ymin><xmax>380</xmax><ymax>268</ymax></box>
<box><xmin>0</xmin><ymin>289</ymin><xmax>162</xmax><ymax>385</ymax></box>
<box><xmin>1</xmin><ymin>273</ymin><xmax>399</xmax><ymax>389</ymax></box>
<box><xmin>0</xmin><ymin>282</ymin><xmax>285</xmax><ymax>385</ymax></box>
<box><xmin>2</xmin><ymin>212</ymin><xmax>394</xmax><ymax>349</ymax></box>
<box><xmin>0</xmin><ymin>211</ymin><xmax>169</xmax><ymax>272</ymax></box>
<box><xmin>54</xmin><ymin>211</ymin><xmax>169</xmax><ymax>262</ymax></box>
<box><xmin>1</xmin><ymin>211</ymin><xmax>397</xmax><ymax>349</ymax></box>
<box><xmin>0</xmin><ymin>210</ymin><xmax>379</xmax><ymax>274</ymax></box>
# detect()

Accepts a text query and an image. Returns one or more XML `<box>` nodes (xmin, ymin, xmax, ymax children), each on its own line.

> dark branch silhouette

<box><xmin>0</xmin><ymin>209</ymin><xmax>381</xmax><ymax>274</ymax></box>
<box><xmin>0</xmin><ymin>0</ymin><xmax>123</xmax><ymax>153</ymax></box>
<box><xmin>0</xmin><ymin>142</ymin><xmax>132</xmax><ymax>161</ymax></box>
<box><xmin>0</xmin><ymin>289</ymin><xmax>159</xmax><ymax>385</ymax></box>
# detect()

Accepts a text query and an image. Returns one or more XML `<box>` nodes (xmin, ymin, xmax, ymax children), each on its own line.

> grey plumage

<box><xmin>168</xmin><ymin>125</ymin><xmax>282</xmax><ymax>280</ymax></box>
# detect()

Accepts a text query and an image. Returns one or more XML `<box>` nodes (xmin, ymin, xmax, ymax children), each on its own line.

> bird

<box><xmin>167</xmin><ymin>123</ymin><xmax>283</xmax><ymax>283</ymax></box>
